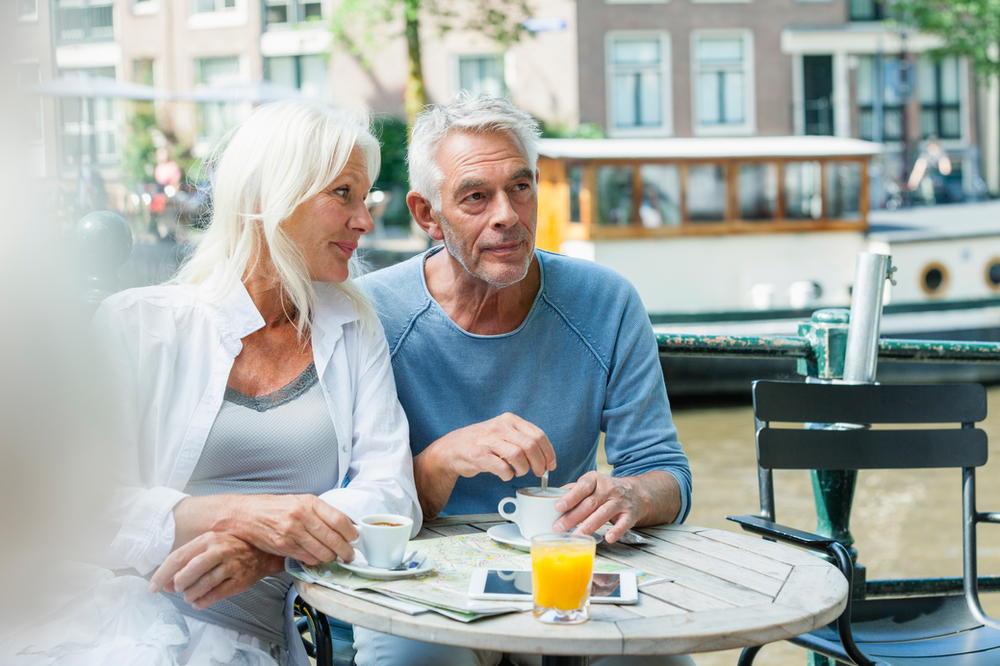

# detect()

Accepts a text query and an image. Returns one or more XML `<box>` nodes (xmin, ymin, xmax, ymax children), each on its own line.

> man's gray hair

<box><xmin>408</xmin><ymin>93</ymin><xmax>542</xmax><ymax>211</ymax></box>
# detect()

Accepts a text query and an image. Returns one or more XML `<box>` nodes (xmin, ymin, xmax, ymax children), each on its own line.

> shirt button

<box><xmin>342</xmin><ymin>445</ymin><xmax>348</xmax><ymax>452</ymax></box>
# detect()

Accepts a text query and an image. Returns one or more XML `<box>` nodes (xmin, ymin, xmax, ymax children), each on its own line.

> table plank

<box><xmin>650</xmin><ymin>528</ymin><xmax>793</xmax><ymax>580</ymax></box>
<box><xmin>635</xmin><ymin>535</ymin><xmax>785</xmax><ymax>597</ymax></box>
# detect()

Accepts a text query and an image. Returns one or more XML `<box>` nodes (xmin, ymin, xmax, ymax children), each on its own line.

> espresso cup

<box><xmin>498</xmin><ymin>487</ymin><xmax>567</xmax><ymax>540</ymax></box>
<box><xmin>349</xmin><ymin>514</ymin><xmax>413</xmax><ymax>569</ymax></box>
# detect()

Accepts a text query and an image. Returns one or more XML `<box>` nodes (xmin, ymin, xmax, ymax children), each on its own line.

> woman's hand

<box><xmin>232</xmin><ymin>494</ymin><xmax>359</xmax><ymax>565</ymax></box>
<box><xmin>173</xmin><ymin>494</ymin><xmax>359</xmax><ymax>566</ymax></box>
<box><xmin>148</xmin><ymin>532</ymin><xmax>284</xmax><ymax>610</ymax></box>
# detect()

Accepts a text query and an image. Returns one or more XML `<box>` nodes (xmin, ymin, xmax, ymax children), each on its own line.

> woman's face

<box><xmin>283</xmin><ymin>147</ymin><xmax>375</xmax><ymax>284</ymax></box>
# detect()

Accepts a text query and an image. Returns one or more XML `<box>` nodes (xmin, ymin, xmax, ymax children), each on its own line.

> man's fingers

<box><xmin>602</xmin><ymin>514</ymin><xmax>633</xmax><ymax>544</ymax></box>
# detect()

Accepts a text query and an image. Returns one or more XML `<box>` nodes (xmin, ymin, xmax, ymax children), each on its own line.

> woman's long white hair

<box><xmin>175</xmin><ymin>99</ymin><xmax>380</xmax><ymax>340</ymax></box>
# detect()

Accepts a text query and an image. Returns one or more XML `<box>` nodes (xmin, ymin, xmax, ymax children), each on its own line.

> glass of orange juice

<box><xmin>530</xmin><ymin>532</ymin><xmax>597</xmax><ymax>624</ymax></box>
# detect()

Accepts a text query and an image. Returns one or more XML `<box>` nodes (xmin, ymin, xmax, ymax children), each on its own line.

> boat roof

<box><xmin>536</xmin><ymin>136</ymin><xmax>883</xmax><ymax>160</ymax></box>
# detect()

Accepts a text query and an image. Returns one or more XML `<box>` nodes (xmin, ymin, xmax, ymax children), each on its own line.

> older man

<box><xmin>358</xmin><ymin>94</ymin><xmax>692</xmax><ymax>666</ymax></box>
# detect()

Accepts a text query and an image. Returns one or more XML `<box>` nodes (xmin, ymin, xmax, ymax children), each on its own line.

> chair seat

<box><xmin>812</xmin><ymin>595</ymin><xmax>984</xmax><ymax>643</ymax></box>
<box><xmin>799</xmin><ymin>595</ymin><xmax>1000</xmax><ymax>660</ymax></box>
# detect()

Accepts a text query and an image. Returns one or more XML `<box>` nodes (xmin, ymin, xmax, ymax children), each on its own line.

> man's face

<box><xmin>433</xmin><ymin>131</ymin><xmax>537</xmax><ymax>288</ymax></box>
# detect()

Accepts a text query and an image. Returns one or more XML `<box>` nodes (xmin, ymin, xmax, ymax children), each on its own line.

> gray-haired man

<box><xmin>358</xmin><ymin>94</ymin><xmax>693</xmax><ymax>666</ymax></box>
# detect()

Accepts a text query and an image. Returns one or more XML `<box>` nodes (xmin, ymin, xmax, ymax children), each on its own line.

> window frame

<box><xmin>452</xmin><ymin>53</ymin><xmax>507</xmax><ymax>98</ymax></box>
<box><xmin>690</xmin><ymin>29</ymin><xmax>756</xmax><ymax>136</ymax></box>
<box><xmin>604</xmin><ymin>31</ymin><xmax>673</xmax><ymax>138</ymax></box>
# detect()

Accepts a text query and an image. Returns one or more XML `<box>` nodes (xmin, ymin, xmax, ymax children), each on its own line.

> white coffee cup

<box><xmin>498</xmin><ymin>487</ymin><xmax>567</xmax><ymax>540</ymax></box>
<box><xmin>349</xmin><ymin>514</ymin><xmax>413</xmax><ymax>569</ymax></box>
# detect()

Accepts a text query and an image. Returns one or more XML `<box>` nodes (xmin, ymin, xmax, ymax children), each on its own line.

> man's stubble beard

<box><xmin>436</xmin><ymin>210</ymin><xmax>534</xmax><ymax>289</ymax></box>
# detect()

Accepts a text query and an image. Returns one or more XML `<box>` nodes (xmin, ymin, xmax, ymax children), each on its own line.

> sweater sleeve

<box><xmin>600</xmin><ymin>281</ymin><xmax>692</xmax><ymax>524</ymax></box>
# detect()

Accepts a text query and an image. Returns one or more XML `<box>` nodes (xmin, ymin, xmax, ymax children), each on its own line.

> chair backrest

<box><xmin>753</xmin><ymin>381</ymin><xmax>988</xmax><ymax>472</ymax></box>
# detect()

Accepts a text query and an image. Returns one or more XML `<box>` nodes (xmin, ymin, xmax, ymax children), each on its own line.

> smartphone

<box><xmin>467</xmin><ymin>569</ymin><xmax>638</xmax><ymax>604</ymax></box>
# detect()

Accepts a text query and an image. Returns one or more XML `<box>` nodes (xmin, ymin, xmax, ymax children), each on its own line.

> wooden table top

<box><xmin>295</xmin><ymin>514</ymin><xmax>848</xmax><ymax>657</ymax></box>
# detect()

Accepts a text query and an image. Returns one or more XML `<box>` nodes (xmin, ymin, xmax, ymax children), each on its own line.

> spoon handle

<box><xmin>541</xmin><ymin>469</ymin><xmax>549</xmax><ymax>493</ymax></box>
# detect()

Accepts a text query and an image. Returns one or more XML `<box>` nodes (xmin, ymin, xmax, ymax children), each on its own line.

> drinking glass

<box><xmin>530</xmin><ymin>533</ymin><xmax>597</xmax><ymax>624</ymax></box>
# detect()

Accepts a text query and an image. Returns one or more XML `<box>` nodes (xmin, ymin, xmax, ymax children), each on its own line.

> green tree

<box><xmin>892</xmin><ymin>0</ymin><xmax>1000</xmax><ymax>81</ymax></box>
<box><xmin>120</xmin><ymin>101</ymin><xmax>158</xmax><ymax>191</ymax></box>
<box><xmin>331</xmin><ymin>0</ymin><xmax>534</xmax><ymax>126</ymax></box>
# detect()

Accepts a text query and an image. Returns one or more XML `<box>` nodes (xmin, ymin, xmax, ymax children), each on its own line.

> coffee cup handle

<box><xmin>498</xmin><ymin>497</ymin><xmax>518</xmax><ymax>520</ymax></box>
<box><xmin>348</xmin><ymin>533</ymin><xmax>366</xmax><ymax>562</ymax></box>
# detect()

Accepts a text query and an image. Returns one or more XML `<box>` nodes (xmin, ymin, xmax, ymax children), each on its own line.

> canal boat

<box><xmin>534</xmin><ymin>136</ymin><xmax>1000</xmax><ymax>394</ymax></box>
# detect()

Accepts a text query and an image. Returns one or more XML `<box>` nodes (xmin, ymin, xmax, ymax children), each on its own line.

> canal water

<box><xmin>623</xmin><ymin>385</ymin><xmax>1000</xmax><ymax>666</ymax></box>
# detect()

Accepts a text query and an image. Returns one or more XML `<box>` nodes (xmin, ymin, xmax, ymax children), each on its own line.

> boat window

<box><xmin>568</xmin><ymin>165</ymin><xmax>583</xmax><ymax>223</ymax></box>
<box><xmin>738</xmin><ymin>163</ymin><xmax>778</xmax><ymax>221</ymax></box>
<box><xmin>784</xmin><ymin>161</ymin><xmax>823</xmax><ymax>220</ymax></box>
<box><xmin>596</xmin><ymin>165</ymin><xmax>634</xmax><ymax>226</ymax></box>
<box><xmin>686</xmin><ymin>164</ymin><xmax>727</xmax><ymax>222</ymax></box>
<box><xmin>638</xmin><ymin>164</ymin><xmax>681</xmax><ymax>227</ymax></box>
<box><xmin>985</xmin><ymin>259</ymin><xmax>1000</xmax><ymax>290</ymax></box>
<box><xmin>825</xmin><ymin>162</ymin><xmax>862</xmax><ymax>220</ymax></box>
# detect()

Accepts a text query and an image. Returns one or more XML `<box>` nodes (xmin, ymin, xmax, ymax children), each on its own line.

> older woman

<box><xmin>90</xmin><ymin>100</ymin><xmax>421</xmax><ymax>665</ymax></box>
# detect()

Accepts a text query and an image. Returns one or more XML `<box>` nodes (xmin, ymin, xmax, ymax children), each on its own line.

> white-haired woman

<box><xmin>88</xmin><ymin>99</ymin><xmax>421</xmax><ymax>666</ymax></box>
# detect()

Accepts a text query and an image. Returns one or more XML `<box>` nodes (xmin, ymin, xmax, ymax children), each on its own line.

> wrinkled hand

<box><xmin>433</xmin><ymin>413</ymin><xmax>556</xmax><ymax>481</ymax></box>
<box><xmin>230</xmin><ymin>494</ymin><xmax>358</xmax><ymax>565</ymax></box>
<box><xmin>553</xmin><ymin>471</ymin><xmax>642</xmax><ymax>544</ymax></box>
<box><xmin>148</xmin><ymin>532</ymin><xmax>284</xmax><ymax>610</ymax></box>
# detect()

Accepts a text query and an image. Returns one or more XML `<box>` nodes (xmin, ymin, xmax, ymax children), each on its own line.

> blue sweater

<box><xmin>362</xmin><ymin>248</ymin><xmax>691</xmax><ymax>522</ymax></box>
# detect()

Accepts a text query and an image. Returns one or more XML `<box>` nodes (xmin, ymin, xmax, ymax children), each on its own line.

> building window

<box><xmin>265</xmin><ymin>55</ymin><xmax>329</xmax><ymax>98</ymax></box>
<box><xmin>919</xmin><ymin>55</ymin><xmax>961</xmax><ymax>140</ymax></box>
<box><xmin>59</xmin><ymin>66</ymin><xmax>121</xmax><ymax>168</ymax></box>
<box><xmin>264</xmin><ymin>0</ymin><xmax>320</xmax><ymax>29</ymax></box>
<box><xmin>692</xmin><ymin>33</ymin><xmax>752</xmax><ymax>132</ymax></box>
<box><xmin>17</xmin><ymin>0</ymin><xmax>37</xmax><ymax>20</ymax></box>
<box><xmin>194</xmin><ymin>57</ymin><xmax>241</xmax><ymax>143</ymax></box>
<box><xmin>193</xmin><ymin>0</ymin><xmax>234</xmax><ymax>13</ymax></box>
<box><xmin>607</xmin><ymin>33</ymin><xmax>671</xmax><ymax>135</ymax></box>
<box><xmin>856</xmin><ymin>55</ymin><xmax>905</xmax><ymax>142</ymax></box>
<box><xmin>55</xmin><ymin>0</ymin><xmax>114</xmax><ymax>43</ymax></box>
<box><xmin>849</xmin><ymin>0</ymin><xmax>887</xmax><ymax>21</ymax></box>
<box><xmin>456</xmin><ymin>55</ymin><xmax>505</xmax><ymax>97</ymax></box>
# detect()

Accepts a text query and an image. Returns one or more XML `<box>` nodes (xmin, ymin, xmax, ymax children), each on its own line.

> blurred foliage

<box><xmin>539</xmin><ymin>120</ymin><xmax>605</xmax><ymax>139</ymax></box>
<box><xmin>120</xmin><ymin>101</ymin><xmax>158</xmax><ymax>191</ymax></box>
<box><xmin>372</xmin><ymin>115</ymin><xmax>409</xmax><ymax>188</ymax></box>
<box><xmin>892</xmin><ymin>0</ymin><xmax>1000</xmax><ymax>81</ymax></box>
<box><xmin>331</xmin><ymin>0</ymin><xmax>534</xmax><ymax>124</ymax></box>
<box><xmin>371</xmin><ymin>114</ymin><xmax>413</xmax><ymax>228</ymax></box>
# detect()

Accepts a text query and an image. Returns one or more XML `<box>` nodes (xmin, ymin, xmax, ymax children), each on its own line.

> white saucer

<box><xmin>487</xmin><ymin>523</ymin><xmax>531</xmax><ymax>550</ymax></box>
<box><xmin>338</xmin><ymin>551</ymin><xmax>435</xmax><ymax>579</ymax></box>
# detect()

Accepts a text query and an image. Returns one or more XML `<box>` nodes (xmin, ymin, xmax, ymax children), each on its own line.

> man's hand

<box><xmin>437</xmin><ymin>413</ymin><xmax>556</xmax><ymax>481</ymax></box>
<box><xmin>413</xmin><ymin>413</ymin><xmax>556</xmax><ymax>519</ymax></box>
<box><xmin>553</xmin><ymin>470</ymin><xmax>680</xmax><ymax>544</ymax></box>
<box><xmin>175</xmin><ymin>494</ymin><xmax>359</xmax><ymax>566</ymax></box>
<box><xmin>148</xmin><ymin>532</ymin><xmax>284</xmax><ymax>610</ymax></box>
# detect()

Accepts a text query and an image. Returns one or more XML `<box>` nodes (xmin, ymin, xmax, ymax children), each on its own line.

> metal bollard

<box><xmin>75</xmin><ymin>211</ymin><xmax>133</xmax><ymax>309</ymax></box>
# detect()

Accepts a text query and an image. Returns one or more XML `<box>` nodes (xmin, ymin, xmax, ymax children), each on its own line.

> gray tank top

<box><xmin>167</xmin><ymin>362</ymin><xmax>339</xmax><ymax>646</ymax></box>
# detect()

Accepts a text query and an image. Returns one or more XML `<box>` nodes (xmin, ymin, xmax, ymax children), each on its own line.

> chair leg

<box><xmin>737</xmin><ymin>645</ymin><xmax>763</xmax><ymax>666</ymax></box>
<box><xmin>295</xmin><ymin>598</ymin><xmax>334</xmax><ymax>666</ymax></box>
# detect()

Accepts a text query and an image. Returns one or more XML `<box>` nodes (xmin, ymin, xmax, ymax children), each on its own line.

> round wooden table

<box><xmin>295</xmin><ymin>514</ymin><xmax>848</xmax><ymax>666</ymax></box>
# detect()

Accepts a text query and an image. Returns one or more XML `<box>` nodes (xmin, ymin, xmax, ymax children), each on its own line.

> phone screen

<box><xmin>483</xmin><ymin>570</ymin><xmax>622</xmax><ymax>598</ymax></box>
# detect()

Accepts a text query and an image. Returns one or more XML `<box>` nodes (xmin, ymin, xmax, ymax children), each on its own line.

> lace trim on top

<box><xmin>224</xmin><ymin>362</ymin><xmax>318</xmax><ymax>412</ymax></box>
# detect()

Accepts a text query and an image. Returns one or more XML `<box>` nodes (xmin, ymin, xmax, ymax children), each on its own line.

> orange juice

<box><xmin>531</xmin><ymin>533</ymin><xmax>597</xmax><ymax>623</ymax></box>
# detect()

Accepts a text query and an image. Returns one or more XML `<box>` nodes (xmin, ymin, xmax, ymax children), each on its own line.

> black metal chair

<box><xmin>727</xmin><ymin>380</ymin><xmax>1000</xmax><ymax>666</ymax></box>
<box><xmin>295</xmin><ymin>597</ymin><xmax>358</xmax><ymax>666</ymax></box>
